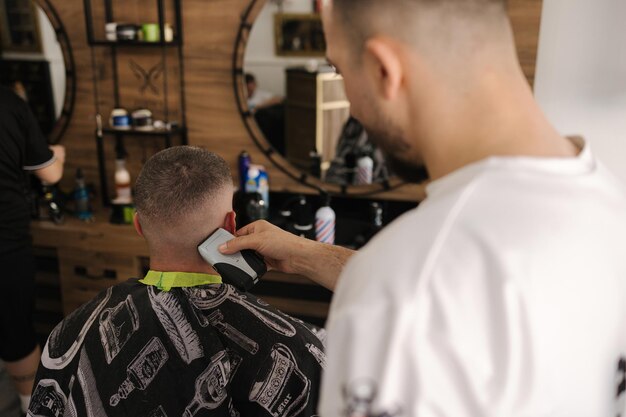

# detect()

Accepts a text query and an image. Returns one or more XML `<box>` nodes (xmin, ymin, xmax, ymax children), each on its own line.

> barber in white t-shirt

<box><xmin>222</xmin><ymin>1</ymin><xmax>626</xmax><ymax>416</ymax></box>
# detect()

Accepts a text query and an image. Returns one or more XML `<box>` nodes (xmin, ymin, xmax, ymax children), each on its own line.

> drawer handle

<box><xmin>74</xmin><ymin>266</ymin><xmax>117</xmax><ymax>280</ymax></box>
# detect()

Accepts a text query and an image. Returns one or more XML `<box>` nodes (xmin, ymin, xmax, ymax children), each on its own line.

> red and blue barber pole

<box><xmin>315</xmin><ymin>196</ymin><xmax>336</xmax><ymax>245</ymax></box>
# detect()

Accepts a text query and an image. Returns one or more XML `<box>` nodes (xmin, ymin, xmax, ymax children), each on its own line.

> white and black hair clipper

<box><xmin>197</xmin><ymin>228</ymin><xmax>267</xmax><ymax>291</ymax></box>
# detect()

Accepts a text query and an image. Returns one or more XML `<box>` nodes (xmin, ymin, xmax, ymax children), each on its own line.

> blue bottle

<box><xmin>238</xmin><ymin>151</ymin><xmax>251</xmax><ymax>193</ymax></box>
<box><xmin>74</xmin><ymin>168</ymin><xmax>93</xmax><ymax>221</ymax></box>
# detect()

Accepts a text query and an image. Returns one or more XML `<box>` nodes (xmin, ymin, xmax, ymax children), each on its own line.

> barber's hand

<box><xmin>220</xmin><ymin>220</ymin><xmax>355</xmax><ymax>291</ymax></box>
<box><xmin>219</xmin><ymin>220</ymin><xmax>313</xmax><ymax>275</ymax></box>
<box><xmin>49</xmin><ymin>145</ymin><xmax>66</xmax><ymax>164</ymax></box>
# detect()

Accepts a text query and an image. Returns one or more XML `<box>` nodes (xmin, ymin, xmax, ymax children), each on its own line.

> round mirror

<box><xmin>233</xmin><ymin>0</ymin><xmax>409</xmax><ymax>196</ymax></box>
<box><xmin>0</xmin><ymin>0</ymin><xmax>75</xmax><ymax>144</ymax></box>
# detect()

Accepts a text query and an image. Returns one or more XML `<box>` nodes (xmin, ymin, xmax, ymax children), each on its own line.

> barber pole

<box><xmin>315</xmin><ymin>196</ymin><xmax>336</xmax><ymax>245</ymax></box>
<box><xmin>315</xmin><ymin>216</ymin><xmax>335</xmax><ymax>244</ymax></box>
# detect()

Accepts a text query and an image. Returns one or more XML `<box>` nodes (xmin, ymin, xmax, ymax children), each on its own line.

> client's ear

<box><xmin>224</xmin><ymin>211</ymin><xmax>236</xmax><ymax>234</ymax></box>
<box><xmin>133</xmin><ymin>212</ymin><xmax>144</xmax><ymax>237</ymax></box>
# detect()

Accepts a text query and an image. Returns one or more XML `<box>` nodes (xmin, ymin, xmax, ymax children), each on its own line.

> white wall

<box><xmin>244</xmin><ymin>0</ymin><xmax>326</xmax><ymax>96</ymax></box>
<box><xmin>534</xmin><ymin>0</ymin><xmax>626</xmax><ymax>182</ymax></box>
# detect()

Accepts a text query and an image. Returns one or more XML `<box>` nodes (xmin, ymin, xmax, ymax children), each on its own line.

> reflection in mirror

<box><xmin>0</xmin><ymin>0</ymin><xmax>69</xmax><ymax>142</ymax></box>
<box><xmin>243</xmin><ymin>0</ymin><xmax>393</xmax><ymax>187</ymax></box>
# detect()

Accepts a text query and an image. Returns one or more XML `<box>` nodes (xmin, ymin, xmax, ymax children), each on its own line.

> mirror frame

<box><xmin>232</xmin><ymin>0</ymin><xmax>409</xmax><ymax>197</ymax></box>
<box><xmin>32</xmin><ymin>0</ymin><xmax>76</xmax><ymax>145</ymax></box>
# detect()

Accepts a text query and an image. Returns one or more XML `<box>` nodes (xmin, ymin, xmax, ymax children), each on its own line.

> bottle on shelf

<box><xmin>74</xmin><ymin>168</ymin><xmax>93</xmax><ymax>221</ymax></box>
<box><xmin>315</xmin><ymin>193</ymin><xmax>336</xmax><ymax>245</ymax></box>
<box><xmin>41</xmin><ymin>183</ymin><xmax>64</xmax><ymax>224</ymax></box>
<box><xmin>244</xmin><ymin>193</ymin><xmax>268</xmax><ymax>224</ymax></box>
<box><xmin>113</xmin><ymin>157</ymin><xmax>132</xmax><ymax>204</ymax></box>
<box><xmin>309</xmin><ymin>150</ymin><xmax>322</xmax><ymax>179</ymax></box>
<box><xmin>366</xmin><ymin>202</ymin><xmax>384</xmax><ymax>240</ymax></box>
<box><xmin>246</xmin><ymin>164</ymin><xmax>269</xmax><ymax>212</ymax></box>
<box><xmin>238</xmin><ymin>150</ymin><xmax>251</xmax><ymax>193</ymax></box>
<box><xmin>292</xmin><ymin>195</ymin><xmax>315</xmax><ymax>239</ymax></box>
<box><xmin>244</xmin><ymin>164</ymin><xmax>269</xmax><ymax>222</ymax></box>
<box><xmin>355</xmin><ymin>153</ymin><xmax>374</xmax><ymax>185</ymax></box>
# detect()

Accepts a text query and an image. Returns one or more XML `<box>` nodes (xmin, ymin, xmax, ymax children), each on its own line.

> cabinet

<box><xmin>285</xmin><ymin>68</ymin><xmax>350</xmax><ymax>172</ymax></box>
<box><xmin>32</xmin><ymin>218</ymin><xmax>148</xmax><ymax>315</ymax></box>
<box><xmin>83</xmin><ymin>0</ymin><xmax>186</xmax><ymax>205</ymax></box>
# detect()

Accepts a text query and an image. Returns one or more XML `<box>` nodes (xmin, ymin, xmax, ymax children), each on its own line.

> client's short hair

<box><xmin>135</xmin><ymin>146</ymin><xmax>232</xmax><ymax>225</ymax></box>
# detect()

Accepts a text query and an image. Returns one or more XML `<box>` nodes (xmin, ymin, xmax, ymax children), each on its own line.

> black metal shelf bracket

<box><xmin>84</xmin><ymin>0</ymin><xmax>187</xmax><ymax>206</ymax></box>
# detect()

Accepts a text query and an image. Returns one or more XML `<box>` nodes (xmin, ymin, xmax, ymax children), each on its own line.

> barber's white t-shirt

<box><xmin>320</xmin><ymin>138</ymin><xmax>626</xmax><ymax>417</ymax></box>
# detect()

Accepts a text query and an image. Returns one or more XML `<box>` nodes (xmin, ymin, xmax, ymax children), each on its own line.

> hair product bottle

<box><xmin>315</xmin><ymin>194</ymin><xmax>336</xmax><ymax>245</ymax></box>
<box><xmin>74</xmin><ymin>168</ymin><xmax>93</xmax><ymax>221</ymax></box>
<box><xmin>355</xmin><ymin>154</ymin><xmax>374</xmax><ymax>185</ymax></box>
<box><xmin>293</xmin><ymin>196</ymin><xmax>314</xmax><ymax>239</ymax></box>
<box><xmin>114</xmin><ymin>158</ymin><xmax>132</xmax><ymax>204</ymax></box>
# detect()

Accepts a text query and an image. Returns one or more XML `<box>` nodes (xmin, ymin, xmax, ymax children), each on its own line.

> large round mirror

<box><xmin>234</xmin><ymin>0</ymin><xmax>411</xmax><ymax>196</ymax></box>
<box><xmin>0</xmin><ymin>0</ymin><xmax>75</xmax><ymax>144</ymax></box>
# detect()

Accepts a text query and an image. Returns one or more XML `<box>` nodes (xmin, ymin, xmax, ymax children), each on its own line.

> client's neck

<box><xmin>149</xmin><ymin>255</ymin><xmax>220</xmax><ymax>276</ymax></box>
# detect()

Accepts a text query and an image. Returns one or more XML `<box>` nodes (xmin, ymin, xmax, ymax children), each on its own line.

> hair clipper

<box><xmin>198</xmin><ymin>228</ymin><xmax>267</xmax><ymax>291</ymax></box>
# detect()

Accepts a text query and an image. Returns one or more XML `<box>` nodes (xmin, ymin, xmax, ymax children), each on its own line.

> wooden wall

<box><xmin>49</xmin><ymin>0</ymin><xmax>543</xmax><ymax>204</ymax></box>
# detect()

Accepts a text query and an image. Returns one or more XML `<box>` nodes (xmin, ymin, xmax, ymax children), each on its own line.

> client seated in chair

<box><xmin>29</xmin><ymin>147</ymin><xmax>326</xmax><ymax>417</ymax></box>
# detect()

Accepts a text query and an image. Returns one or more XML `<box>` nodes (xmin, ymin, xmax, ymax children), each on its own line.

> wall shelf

<box><xmin>84</xmin><ymin>0</ymin><xmax>186</xmax><ymax>206</ymax></box>
<box><xmin>89</xmin><ymin>40</ymin><xmax>181</xmax><ymax>47</ymax></box>
<box><xmin>102</xmin><ymin>127</ymin><xmax>185</xmax><ymax>136</ymax></box>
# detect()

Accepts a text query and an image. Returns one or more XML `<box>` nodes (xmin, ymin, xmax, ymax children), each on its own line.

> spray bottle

<box><xmin>355</xmin><ymin>153</ymin><xmax>374</xmax><ymax>185</ymax></box>
<box><xmin>113</xmin><ymin>158</ymin><xmax>132</xmax><ymax>204</ymax></box>
<box><xmin>315</xmin><ymin>193</ymin><xmax>336</xmax><ymax>245</ymax></box>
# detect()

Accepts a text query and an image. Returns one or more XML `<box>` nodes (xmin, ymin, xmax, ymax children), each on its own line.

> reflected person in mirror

<box><xmin>325</xmin><ymin>116</ymin><xmax>391</xmax><ymax>185</ymax></box>
<box><xmin>246</xmin><ymin>73</ymin><xmax>287</xmax><ymax>154</ymax></box>
<box><xmin>0</xmin><ymin>85</ymin><xmax>65</xmax><ymax>414</ymax></box>
<box><xmin>29</xmin><ymin>147</ymin><xmax>324</xmax><ymax>417</ymax></box>
<box><xmin>221</xmin><ymin>0</ymin><xmax>626</xmax><ymax>415</ymax></box>
<box><xmin>245</xmin><ymin>73</ymin><xmax>284</xmax><ymax>113</ymax></box>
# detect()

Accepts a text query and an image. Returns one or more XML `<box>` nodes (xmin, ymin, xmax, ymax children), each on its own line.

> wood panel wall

<box><xmin>49</xmin><ymin>0</ymin><xmax>543</xmax><ymax>204</ymax></box>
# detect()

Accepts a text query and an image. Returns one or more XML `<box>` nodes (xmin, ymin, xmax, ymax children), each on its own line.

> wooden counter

<box><xmin>31</xmin><ymin>216</ymin><xmax>147</xmax><ymax>314</ymax></box>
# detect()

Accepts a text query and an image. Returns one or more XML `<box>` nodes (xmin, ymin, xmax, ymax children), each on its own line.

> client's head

<box><xmin>134</xmin><ymin>146</ymin><xmax>234</xmax><ymax>271</ymax></box>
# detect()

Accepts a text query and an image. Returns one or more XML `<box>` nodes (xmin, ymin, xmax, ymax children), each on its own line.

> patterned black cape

<box><xmin>29</xmin><ymin>279</ymin><xmax>326</xmax><ymax>417</ymax></box>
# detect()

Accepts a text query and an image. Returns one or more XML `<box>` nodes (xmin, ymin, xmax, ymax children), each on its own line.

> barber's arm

<box><xmin>34</xmin><ymin>145</ymin><xmax>65</xmax><ymax>184</ymax></box>
<box><xmin>219</xmin><ymin>220</ymin><xmax>355</xmax><ymax>291</ymax></box>
<box><xmin>19</xmin><ymin>95</ymin><xmax>66</xmax><ymax>184</ymax></box>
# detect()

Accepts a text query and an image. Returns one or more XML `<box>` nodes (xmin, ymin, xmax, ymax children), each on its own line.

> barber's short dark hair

<box><xmin>135</xmin><ymin>146</ymin><xmax>232</xmax><ymax>224</ymax></box>
<box><xmin>333</xmin><ymin>0</ymin><xmax>508</xmax><ymax>51</ymax></box>
<box><xmin>245</xmin><ymin>73</ymin><xmax>256</xmax><ymax>84</ymax></box>
<box><xmin>333</xmin><ymin>0</ymin><xmax>507</xmax><ymax>14</ymax></box>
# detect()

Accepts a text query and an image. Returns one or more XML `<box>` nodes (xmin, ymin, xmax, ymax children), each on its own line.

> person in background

<box><xmin>29</xmin><ymin>146</ymin><xmax>324</xmax><ymax>417</ymax></box>
<box><xmin>325</xmin><ymin>116</ymin><xmax>392</xmax><ymax>185</ymax></box>
<box><xmin>245</xmin><ymin>73</ymin><xmax>283</xmax><ymax>113</ymax></box>
<box><xmin>0</xmin><ymin>85</ymin><xmax>65</xmax><ymax>414</ymax></box>
<box><xmin>246</xmin><ymin>73</ymin><xmax>287</xmax><ymax>154</ymax></box>
<box><xmin>221</xmin><ymin>0</ymin><xmax>626</xmax><ymax>415</ymax></box>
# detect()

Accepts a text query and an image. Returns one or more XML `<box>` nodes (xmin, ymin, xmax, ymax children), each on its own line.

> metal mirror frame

<box><xmin>232</xmin><ymin>0</ymin><xmax>408</xmax><ymax>197</ymax></box>
<box><xmin>32</xmin><ymin>0</ymin><xmax>76</xmax><ymax>145</ymax></box>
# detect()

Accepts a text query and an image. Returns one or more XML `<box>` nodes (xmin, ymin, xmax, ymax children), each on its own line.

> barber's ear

<box><xmin>364</xmin><ymin>37</ymin><xmax>404</xmax><ymax>100</ymax></box>
<box><xmin>224</xmin><ymin>211</ymin><xmax>236</xmax><ymax>234</ymax></box>
<box><xmin>133</xmin><ymin>212</ymin><xmax>144</xmax><ymax>237</ymax></box>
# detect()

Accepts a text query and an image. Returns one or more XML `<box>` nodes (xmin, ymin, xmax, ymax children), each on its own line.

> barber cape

<box><xmin>320</xmin><ymin>138</ymin><xmax>626</xmax><ymax>417</ymax></box>
<box><xmin>29</xmin><ymin>273</ymin><xmax>326</xmax><ymax>417</ymax></box>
